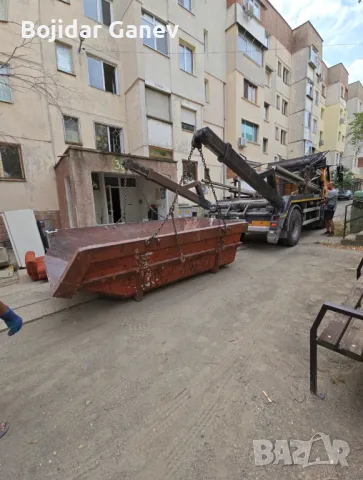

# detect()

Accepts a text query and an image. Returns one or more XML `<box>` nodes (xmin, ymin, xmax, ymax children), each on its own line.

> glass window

<box><xmin>87</xmin><ymin>56</ymin><xmax>117</xmax><ymax>93</ymax></box>
<box><xmin>265</xmin><ymin>67</ymin><xmax>271</xmax><ymax>87</ymax></box>
<box><xmin>312</xmin><ymin>119</ymin><xmax>317</xmax><ymax>134</ymax></box>
<box><xmin>142</xmin><ymin>11</ymin><xmax>168</xmax><ymax>55</ymax></box>
<box><xmin>238</xmin><ymin>34</ymin><xmax>263</xmax><ymax>66</ymax></box>
<box><xmin>241</xmin><ymin>119</ymin><xmax>258</xmax><ymax>143</ymax></box>
<box><xmin>178</xmin><ymin>0</ymin><xmax>192</xmax><ymax>11</ymax></box>
<box><xmin>276</xmin><ymin>95</ymin><xmax>280</xmax><ymax>110</ymax></box>
<box><xmin>56</xmin><ymin>43</ymin><xmax>73</xmax><ymax>74</ymax></box>
<box><xmin>264</xmin><ymin>103</ymin><xmax>269</xmax><ymax>121</ymax></box>
<box><xmin>277</xmin><ymin>61</ymin><xmax>282</xmax><ymax>77</ymax></box>
<box><xmin>181</xmin><ymin>107</ymin><xmax>196</xmax><ymax>132</ymax></box>
<box><xmin>0</xmin><ymin>65</ymin><xmax>11</xmax><ymax>102</ymax></box>
<box><xmin>63</xmin><ymin>116</ymin><xmax>81</xmax><ymax>144</ymax></box>
<box><xmin>283</xmin><ymin>67</ymin><xmax>289</xmax><ymax>85</ymax></box>
<box><xmin>0</xmin><ymin>0</ymin><xmax>8</xmax><ymax>21</ymax></box>
<box><xmin>244</xmin><ymin>79</ymin><xmax>257</xmax><ymax>104</ymax></box>
<box><xmin>0</xmin><ymin>144</ymin><xmax>24</xmax><ymax>180</ymax></box>
<box><xmin>83</xmin><ymin>0</ymin><xmax>112</xmax><ymax>26</ymax></box>
<box><xmin>305</xmin><ymin>111</ymin><xmax>311</xmax><ymax>128</ymax></box>
<box><xmin>95</xmin><ymin>123</ymin><xmax>123</xmax><ymax>153</ymax></box>
<box><xmin>263</xmin><ymin>138</ymin><xmax>268</xmax><ymax>153</ymax></box>
<box><xmin>253</xmin><ymin>1</ymin><xmax>260</xmax><ymax>19</ymax></box>
<box><xmin>180</xmin><ymin>44</ymin><xmax>194</xmax><ymax>74</ymax></box>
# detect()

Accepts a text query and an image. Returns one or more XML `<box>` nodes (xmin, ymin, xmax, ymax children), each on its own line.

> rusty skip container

<box><xmin>45</xmin><ymin>218</ymin><xmax>248</xmax><ymax>301</ymax></box>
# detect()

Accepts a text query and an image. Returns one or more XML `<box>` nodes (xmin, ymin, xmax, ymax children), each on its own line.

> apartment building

<box><xmin>0</xmin><ymin>0</ymin><xmax>226</xmax><ymax>239</ymax></box>
<box><xmin>225</xmin><ymin>0</ymin><xmax>350</xmax><ymax>173</ymax></box>
<box><xmin>0</xmin><ymin>0</ymin><xmax>356</xmax><ymax>242</ymax></box>
<box><xmin>343</xmin><ymin>81</ymin><xmax>363</xmax><ymax>173</ymax></box>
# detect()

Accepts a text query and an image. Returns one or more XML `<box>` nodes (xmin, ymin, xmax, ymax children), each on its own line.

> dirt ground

<box><xmin>1</xmin><ymin>231</ymin><xmax>363</xmax><ymax>480</ymax></box>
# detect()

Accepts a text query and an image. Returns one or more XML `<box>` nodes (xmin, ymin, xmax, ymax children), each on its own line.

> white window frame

<box><xmin>142</xmin><ymin>11</ymin><xmax>169</xmax><ymax>56</ymax></box>
<box><xmin>262</xmin><ymin>137</ymin><xmax>268</xmax><ymax>153</ymax></box>
<box><xmin>305</xmin><ymin>111</ymin><xmax>311</xmax><ymax>129</ymax></box>
<box><xmin>265</xmin><ymin>66</ymin><xmax>272</xmax><ymax>87</ymax></box>
<box><xmin>264</xmin><ymin>103</ymin><xmax>269</xmax><ymax>121</ymax></box>
<box><xmin>314</xmin><ymin>90</ymin><xmax>319</xmax><ymax>106</ymax></box>
<box><xmin>312</xmin><ymin>118</ymin><xmax>317</xmax><ymax>134</ymax></box>
<box><xmin>252</xmin><ymin>0</ymin><xmax>260</xmax><ymax>19</ymax></box>
<box><xmin>283</xmin><ymin>67</ymin><xmax>289</xmax><ymax>85</ymax></box>
<box><xmin>63</xmin><ymin>115</ymin><xmax>82</xmax><ymax>145</ymax></box>
<box><xmin>179</xmin><ymin>43</ymin><xmax>194</xmax><ymax>74</ymax></box>
<box><xmin>244</xmin><ymin>79</ymin><xmax>257</xmax><ymax>104</ymax></box>
<box><xmin>277</xmin><ymin>61</ymin><xmax>282</xmax><ymax>77</ymax></box>
<box><xmin>238</xmin><ymin>34</ymin><xmax>263</xmax><ymax>66</ymax></box>
<box><xmin>94</xmin><ymin>122</ymin><xmax>124</xmax><ymax>153</ymax></box>
<box><xmin>241</xmin><ymin>119</ymin><xmax>258</xmax><ymax>143</ymax></box>
<box><xmin>0</xmin><ymin>64</ymin><xmax>12</xmax><ymax>103</ymax></box>
<box><xmin>203</xmin><ymin>30</ymin><xmax>208</xmax><ymax>53</ymax></box>
<box><xmin>87</xmin><ymin>55</ymin><xmax>118</xmax><ymax>94</ymax></box>
<box><xmin>0</xmin><ymin>0</ymin><xmax>8</xmax><ymax>21</ymax></box>
<box><xmin>276</xmin><ymin>95</ymin><xmax>280</xmax><ymax>110</ymax></box>
<box><xmin>275</xmin><ymin>126</ymin><xmax>279</xmax><ymax>141</ymax></box>
<box><xmin>83</xmin><ymin>0</ymin><xmax>113</xmax><ymax>25</ymax></box>
<box><xmin>178</xmin><ymin>0</ymin><xmax>192</xmax><ymax>12</ymax></box>
<box><xmin>281</xmin><ymin>129</ymin><xmax>287</xmax><ymax>145</ymax></box>
<box><xmin>55</xmin><ymin>42</ymin><xmax>73</xmax><ymax>74</ymax></box>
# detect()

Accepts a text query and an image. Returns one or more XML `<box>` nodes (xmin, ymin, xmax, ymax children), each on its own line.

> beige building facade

<box><xmin>343</xmin><ymin>81</ymin><xmax>363</xmax><ymax>174</ymax></box>
<box><xmin>0</xmin><ymin>0</ymin><xmax>357</xmax><ymax>243</ymax></box>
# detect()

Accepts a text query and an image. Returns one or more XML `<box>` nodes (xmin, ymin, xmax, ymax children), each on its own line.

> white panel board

<box><xmin>2</xmin><ymin>209</ymin><xmax>45</xmax><ymax>268</ymax></box>
<box><xmin>147</xmin><ymin>118</ymin><xmax>173</xmax><ymax>149</ymax></box>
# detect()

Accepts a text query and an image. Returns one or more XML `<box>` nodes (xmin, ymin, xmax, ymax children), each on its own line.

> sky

<box><xmin>269</xmin><ymin>0</ymin><xmax>363</xmax><ymax>84</ymax></box>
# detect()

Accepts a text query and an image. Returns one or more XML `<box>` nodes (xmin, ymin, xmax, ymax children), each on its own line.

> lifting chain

<box><xmin>146</xmin><ymin>143</ymin><xmax>227</xmax><ymax>262</ymax></box>
<box><xmin>122</xmin><ymin>171</ymin><xmax>128</xmax><ymax>223</ymax></box>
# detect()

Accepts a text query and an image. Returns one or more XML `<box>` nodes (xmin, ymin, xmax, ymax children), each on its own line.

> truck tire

<box><xmin>280</xmin><ymin>208</ymin><xmax>302</xmax><ymax>247</ymax></box>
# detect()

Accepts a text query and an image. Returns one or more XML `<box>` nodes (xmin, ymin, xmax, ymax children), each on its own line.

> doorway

<box><xmin>105</xmin><ymin>180</ymin><xmax>122</xmax><ymax>223</ymax></box>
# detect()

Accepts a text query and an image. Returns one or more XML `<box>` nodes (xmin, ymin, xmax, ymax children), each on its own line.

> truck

<box><xmin>123</xmin><ymin>127</ymin><xmax>331</xmax><ymax>247</ymax></box>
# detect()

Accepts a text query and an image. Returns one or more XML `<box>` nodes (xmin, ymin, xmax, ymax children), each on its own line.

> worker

<box><xmin>0</xmin><ymin>300</ymin><xmax>23</xmax><ymax>439</ymax></box>
<box><xmin>324</xmin><ymin>183</ymin><xmax>339</xmax><ymax>236</ymax></box>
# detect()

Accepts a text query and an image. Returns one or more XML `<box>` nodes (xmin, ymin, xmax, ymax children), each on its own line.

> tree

<box><xmin>348</xmin><ymin>112</ymin><xmax>363</xmax><ymax>152</ymax></box>
<box><xmin>333</xmin><ymin>167</ymin><xmax>355</xmax><ymax>190</ymax></box>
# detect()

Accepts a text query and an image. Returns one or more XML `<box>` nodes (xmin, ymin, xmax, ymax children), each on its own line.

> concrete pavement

<box><xmin>1</xmin><ymin>237</ymin><xmax>363</xmax><ymax>480</ymax></box>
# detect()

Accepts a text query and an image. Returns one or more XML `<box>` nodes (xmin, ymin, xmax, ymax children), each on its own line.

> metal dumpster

<box><xmin>45</xmin><ymin>218</ymin><xmax>248</xmax><ymax>301</ymax></box>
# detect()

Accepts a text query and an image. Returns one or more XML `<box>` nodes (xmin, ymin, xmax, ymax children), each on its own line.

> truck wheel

<box><xmin>280</xmin><ymin>209</ymin><xmax>302</xmax><ymax>247</ymax></box>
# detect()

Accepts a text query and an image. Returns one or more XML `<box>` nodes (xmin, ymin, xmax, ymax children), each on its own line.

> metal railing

<box><xmin>343</xmin><ymin>199</ymin><xmax>363</xmax><ymax>239</ymax></box>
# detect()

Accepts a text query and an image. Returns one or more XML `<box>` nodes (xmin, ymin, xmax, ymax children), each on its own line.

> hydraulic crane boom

<box><xmin>192</xmin><ymin>127</ymin><xmax>284</xmax><ymax>210</ymax></box>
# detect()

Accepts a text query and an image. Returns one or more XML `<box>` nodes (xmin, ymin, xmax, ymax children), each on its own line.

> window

<box><xmin>321</xmin><ymin>107</ymin><xmax>325</xmax><ymax>120</ymax></box>
<box><xmin>263</xmin><ymin>138</ymin><xmax>268</xmax><ymax>153</ymax></box>
<box><xmin>178</xmin><ymin>0</ymin><xmax>192</xmax><ymax>12</ymax></box>
<box><xmin>238</xmin><ymin>34</ymin><xmax>263</xmax><ymax>66</ymax></box>
<box><xmin>322</xmin><ymin>84</ymin><xmax>326</xmax><ymax>97</ymax></box>
<box><xmin>305</xmin><ymin>140</ymin><xmax>313</xmax><ymax>156</ymax></box>
<box><xmin>56</xmin><ymin>43</ymin><xmax>73</xmax><ymax>74</ymax></box>
<box><xmin>87</xmin><ymin>56</ymin><xmax>117</xmax><ymax>93</ymax></box>
<box><xmin>275</xmin><ymin>126</ymin><xmax>279</xmax><ymax>140</ymax></box>
<box><xmin>204</xmin><ymin>166</ymin><xmax>210</xmax><ymax>181</ymax></box>
<box><xmin>0</xmin><ymin>0</ymin><xmax>8</xmax><ymax>21</ymax></box>
<box><xmin>181</xmin><ymin>107</ymin><xmax>196</xmax><ymax>132</ymax></box>
<box><xmin>314</xmin><ymin>90</ymin><xmax>319</xmax><ymax>106</ymax></box>
<box><xmin>277</xmin><ymin>61</ymin><xmax>282</xmax><ymax>77</ymax></box>
<box><xmin>179</xmin><ymin>43</ymin><xmax>194</xmax><ymax>74</ymax></box>
<box><xmin>0</xmin><ymin>65</ymin><xmax>11</xmax><ymax>102</ymax></box>
<box><xmin>319</xmin><ymin>131</ymin><xmax>324</xmax><ymax>145</ymax></box>
<box><xmin>142</xmin><ymin>11</ymin><xmax>169</xmax><ymax>55</ymax></box>
<box><xmin>0</xmin><ymin>144</ymin><xmax>24</xmax><ymax>180</ymax></box>
<box><xmin>341</xmin><ymin>85</ymin><xmax>344</xmax><ymax>98</ymax></box>
<box><xmin>306</xmin><ymin>82</ymin><xmax>313</xmax><ymax>98</ymax></box>
<box><xmin>305</xmin><ymin>111</ymin><xmax>311</xmax><ymax>129</ymax></box>
<box><xmin>252</xmin><ymin>1</ymin><xmax>260</xmax><ymax>19</ymax></box>
<box><xmin>183</xmin><ymin>160</ymin><xmax>197</xmax><ymax>181</ymax></box>
<box><xmin>145</xmin><ymin>87</ymin><xmax>171</xmax><ymax>122</ymax></box>
<box><xmin>265</xmin><ymin>66</ymin><xmax>272</xmax><ymax>87</ymax></box>
<box><xmin>264</xmin><ymin>102</ymin><xmax>269</xmax><ymax>121</ymax></box>
<box><xmin>281</xmin><ymin>130</ymin><xmax>287</xmax><ymax>145</ymax></box>
<box><xmin>244</xmin><ymin>79</ymin><xmax>257</xmax><ymax>104</ymax></box>
<box><xmin>282</xmin><ymin>99</ymin><xmax>288</xmax><ymax>116</ymax></box>
<box><xmin>276</xmin><ymin>95</ymin><xmax>280</xmax><ymax>110</ymax></box>
<box><xmin>95</xmin><ymin>123</ymin><xmax>123</xmax><ymax>153</ymax></box>
<box><xmin>241</xmin><ymin>119</ymin><xmax>258</xmax><ymax>143</ymax></box>
<box><xmin>283</xmin><ymin>67</ymin><xmax>289</xmax><ymax>85</ymax></box>
<box><xmin>83</xmin><ymin>0</ymin><xmax>112</xmax><ymax>26</ymax></box>
<box><xmin>312</xmin><ymin>118</ymin><xmax>317</xmax><ymax>134</ymax></box>
<box><xmin>204</xmin><ymin>79</ymin><xmax>209</xmax><ymax>103</ymax></box>
<box><xmin>204</xmin><ymin>30</ymin><xmax>208</xmax><ymax>53</ymax></box>
<box><xmin>264</xmin><ymin>31</ymin><xmax>270</xmax><ymax>48</ymax></box>
<box><xmin>338</xmin><ymin>131</ymin><xmax>341</xmax><ymax>141</ymax></box>
<box><xmin>63</xmin><ymin>116</ymin><xmax>81</xmax><ymax>144</ymax></box>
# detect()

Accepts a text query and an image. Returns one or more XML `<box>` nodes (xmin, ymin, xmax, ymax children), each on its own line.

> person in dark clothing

<box><xmin>0</xmin><ymin>300</ymin><xmax>23</xmax><ymax>439</ymax></box>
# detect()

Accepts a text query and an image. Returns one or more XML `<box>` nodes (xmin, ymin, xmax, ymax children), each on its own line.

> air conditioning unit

<box><xmin>340</xmin><ymin>117</ymin><xmax>345</xmax><ymax>124</ymax></box>
<box><xmin>308</xmin><ymin>46</ymin><xmax>319</xmax><ymax>69</ymax></box>
<box><xmin>238</xmin><ymin>137</ymin><xmax>248</xmax><ymax>148</ymax></box>
<box><xmin>243</xmin><ymin>0</ymin><xmax>254</xmax><ymax>17</ymax></box>
<box><xmin>319</xmin><ymin>140</ymin><xmax>325</xmax><ymax>146</ymax></box>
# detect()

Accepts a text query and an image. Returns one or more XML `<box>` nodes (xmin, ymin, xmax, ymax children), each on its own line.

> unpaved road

<box><xmin>1</xmin><ymin>237</ymin><xmax>363</xmax><ymax>479</ymax></box>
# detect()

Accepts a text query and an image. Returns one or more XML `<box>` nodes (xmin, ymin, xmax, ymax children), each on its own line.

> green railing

<box><xmin>343</xmin><ymin>199</ymin><xmax>363</xmax><ymax>239</ymax></box>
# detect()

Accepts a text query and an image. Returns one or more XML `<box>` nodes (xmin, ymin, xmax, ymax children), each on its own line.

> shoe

<box><xmin>327</xmin><ymin>233</ymin><xmax>334</xmax><ymax>237</ymax></box>
<box><xmin>322</xmin><ymin>231</ymin><xmax>330</xmax><ymax>235</ymax></box>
